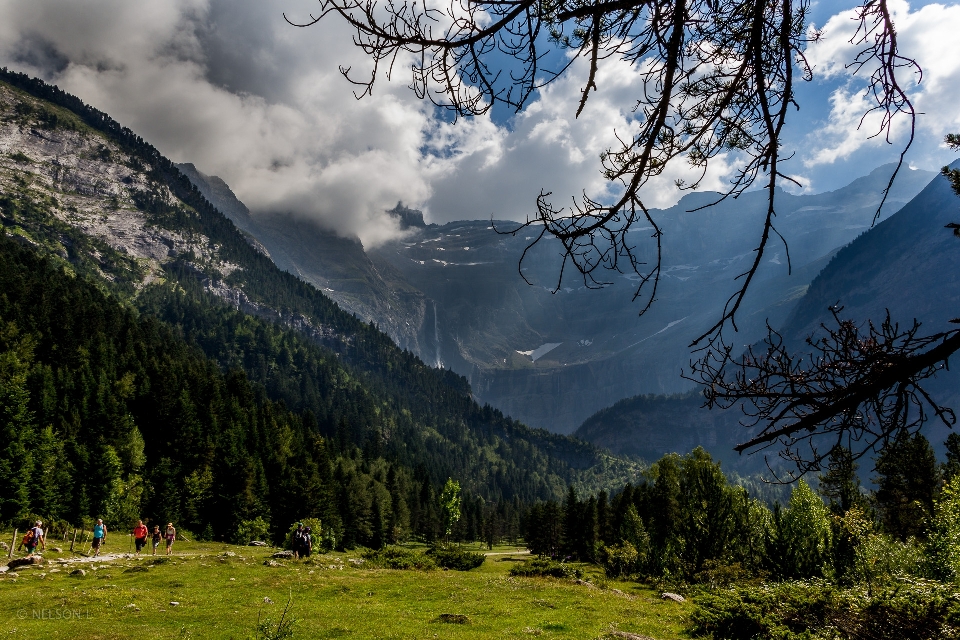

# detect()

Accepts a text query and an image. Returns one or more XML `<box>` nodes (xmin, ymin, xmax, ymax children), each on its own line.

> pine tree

<box><xmin>874</xmin><ymin>431</ymin><xmax>939</xmax><ymax>540</ymax></box>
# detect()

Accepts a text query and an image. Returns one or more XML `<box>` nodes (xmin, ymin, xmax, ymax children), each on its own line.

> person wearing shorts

<box><xmin>25</xmin><ymin>521</ymin><xmax>45</xmax><ymax>555</ymax></box>
<box><xmin>165</xmin><ymin>523</ymin><xmax>176</xmax><ymax>555</ymax></box>
<box><xmin>92</xmin><ymin>519</ymin><xmax>107</xmax><ymax>557</ymax></box>
<box><xmin>133</xmin><ymin>520</ymin><xmax>148</xmax><ymax>555</ymax></box>
<box><xmin>151</xmin><ymin>526</ymin><xmax>161</xmax><ymax>555</ymax></box>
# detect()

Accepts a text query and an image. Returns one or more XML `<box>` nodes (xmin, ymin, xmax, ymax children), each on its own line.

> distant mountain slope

<box><xmin>782</xmin><ymin>162</ymin><xmax>960</xmax><ymax>340</ymax></box>
<box><xmin>0</xmin><ymin>67</ymin><xmax>641</xmax><ymax>512</ymax></box>
<box><xmin>369</xmin><ymin>166</ymin><xmax>934</xmax><ymax>433</ymax></box>
<box><xmin>575</xmin><ymin>167</ymin><xmax>960</xmax><ymax>465</ymax></box>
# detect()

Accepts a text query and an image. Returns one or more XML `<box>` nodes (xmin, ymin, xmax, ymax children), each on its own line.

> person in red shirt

<box><xmin>133</xmin><ymin>520</ymin><xmax>149</xmax><ymax>555</ymax></box>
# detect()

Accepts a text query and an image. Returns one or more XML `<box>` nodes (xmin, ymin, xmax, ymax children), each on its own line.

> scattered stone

<box><xmin>348</xmin><ymin>558</ymin><xmax>364</xmax><ymax>566</ymax></box>
<box><xmin>249</xmin><ymin>541</ymin><xmax>268</xmax><ymax>547</ymax></box>
<box><xmin>170</xmin><ymin>601</ymin><xmax>180</xmax><ymax>607</ymax></box>
<box><xmin>0</xmin><ymin>541</ymin><xmax>8</xmax><ymax>550</ymax></box>
<box><xmin>263</xmin><ymin>560</ymin><xmax>280</xmax><ymax>567</ymax></box>
<box><xmin>70</xmin><ymin>569</ymin><xmax>86</xmax><ymax>577</ymax></box>
<box><xmin>124</xmin><ymin>603</ymin><xmax>140</xmax><ymax>612</ymax></box>
<box><xmin>263</xmin><ymin>597</ymin><xmax>274</xmax><ymax>604</ymax></box>
<box><xmin>604</xmin><ymin>632</ymin><xmax>657</xmax><ymax>640</ymax></box>
<box><xmin>6</xmin><ymin>572</ymin><xmax>18</xmax><ymax>578</ymax></box>
<box><xmin>49</xmin><ymin>568</ymin><xmax>60</xmax><ymax>574</ymax></box>
<box><xmin>229</xmin><ymin>578</ymin><xmax>235</xmax><ymax>581</ymax></box>
<box><xmin>436</xmin><ymin>613</ymin><xmax>469</xmax><ymax>624</ymax></box>
<box><xmin>271</xmin><ymin>550</ymin><xmax>294</xmax><ymax>559</ymax></box>
<box><xmin>50</xmin><ymin>547</ymin><xmax>63</xmax><ymax>553</ymax></box>
<box><xmin>220</xmin><ymin>551</ymin><xmax>236</xmax><ymax>557</ymax></box>
<box><xmin>8</xmin><ymin>556</ymin><xmax>43</xmax><ymax>569</ymax></box>
<box><xmin>661</xmin><ymin>592</ymin><xmax>685</xmax><ymax>603</ymax></box>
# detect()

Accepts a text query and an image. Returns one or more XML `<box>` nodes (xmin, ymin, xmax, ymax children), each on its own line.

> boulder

<box><xmin>248</xmin><ymin>541</ymin><xmax>268</xmax><ymax>547</ymax></box>
<box><xmin>661</xmin><ymin>592</ymin><xmax>685</xmax><ymax>603</ymax></box>
<box><xmin>50</xmin><ymin>547</ymin><xmax>63</xmax><ymax>553</ymax></box>
<box><xmin>271</xmin><ymin>550</ymin><xmax>294</xmax><ymax>559</ymax></box>
<box><xmin>7</xmin><ymin>556</ymin><xmax>43</xmax><ymax>570</ymax></box>
<box><xmin>70</xmin><ymin>569</ymin><xmax>86</xmax><ymax>577</ymax></box>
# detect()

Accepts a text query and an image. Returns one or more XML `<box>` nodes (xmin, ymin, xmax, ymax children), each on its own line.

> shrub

<box><xmin>428</xmin><ymin>544</ymin><xmax>486</xmax><ymax>571</ymax></box>
<box><xmin>234</xmin><ymin>516</ymin><xmax>271</xmax><ymax>545</ymax></box>
<box><xmin>361</xmin><ymin>546</ymin><xmax>436</xmax><ymax>570</ymax></box>
<box><xmin>600</xmin><ymin>541</ymin><xmax>639</xmax><ymax>578</ymax></box>
<box><xmin>509</xmin><ymin>558</ymin><xmax>582</xmax><ymax>579</ymax></box>
<box><xmin>690</xmin><ymin>577</ymin><xmax>960</xmax><ymax>640</ymax></box>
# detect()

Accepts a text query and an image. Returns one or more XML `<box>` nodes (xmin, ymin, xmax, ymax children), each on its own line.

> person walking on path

<box><xmin>133</xmin><ymin>520</ymin><xmax>148</xmax><ymax>555</ymax></box>
<box><xmin>151</xmin><ymin>525</ymin><xmax>161</xmax><ymax>556</ymax></box>
<box><xmin>165</xmin><ymin>523</ymin><xmax>176</xmax><ymax>555</ymax></box>
<box><xmin>92</xmin><ymin>519</ymin><xmax>107</xmax><ymax>557</ymax></box>
<box><xmin>23</xmin><ymin>521</ymin><xmax>45</xmax><ymax>556</ymax></box>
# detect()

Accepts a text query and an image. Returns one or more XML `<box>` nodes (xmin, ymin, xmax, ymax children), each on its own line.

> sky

<box><xmin>0</xmin><ymin>0</ymin><xmax>958</xmax><ymax>246</ymax></box>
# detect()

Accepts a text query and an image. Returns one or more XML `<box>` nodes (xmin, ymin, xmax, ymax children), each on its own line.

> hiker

<box><xmin>133</xmin><ymin>520</ymin><xmax>148</xmax><ymax>555</ymax></box>
<box><xmin>301</xmin><ymin>526</ymin><xmax>313</xmax><ymax>558</ymax></box>
<box><xmin>291</xmin><ymin>523</ymin><xmax>304</xmax><ymax>559</ymax></box>
<box><xmin>92</xmin><ymin>519</ymin><xmax>107</xmax><ymax>557</ymax></box>
<box><xmin>165</xmin><ymin>522</ymin><xmax>176</xmax><ymax>555</ymax></box>
<box><xmin>151</xmin><ymin>525</ymin><xmax>161</xmax><ymax>555</ymax></box>
<box><xmin>22</xmin><ymin>521</ymin><xmax>45</xmax><ymax>555</ymax></box>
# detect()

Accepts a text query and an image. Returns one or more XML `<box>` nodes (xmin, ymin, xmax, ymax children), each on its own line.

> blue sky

<box><xmin>0</xmin><ymin>0</ymin><xmax>957</xmax><ymax>241</ymax></box>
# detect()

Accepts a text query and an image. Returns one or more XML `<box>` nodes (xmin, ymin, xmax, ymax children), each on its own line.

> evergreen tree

<box><xmin>874</xmin><ymin>431</ymin><xmax>939</xmax><ymax>540</ymax></box>
<box><xmin>818</xmin><ymin>445</ymin><xmax>865</xmax><ymax>515</ymax></box>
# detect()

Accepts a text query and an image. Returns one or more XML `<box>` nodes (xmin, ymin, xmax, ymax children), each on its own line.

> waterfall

<box><xmin>433</xmin><ymin>300</ymin><xmax>442</xmax><ymax>369</ymax></box>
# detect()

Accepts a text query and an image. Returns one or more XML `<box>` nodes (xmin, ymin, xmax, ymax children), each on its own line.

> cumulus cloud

<box><xmin>1</xmin><ymin>0</ymin><xmax>955</xmax><ymax>243</ymax></box>
<box><xmin>802</xmin><ymin>0</ymin><xmax>960</xmax><ymax>170</ymax></box>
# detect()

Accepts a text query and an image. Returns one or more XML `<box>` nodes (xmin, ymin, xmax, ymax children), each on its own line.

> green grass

<box><xmin>0</xmin><ymin>539</ymin><xmax>691</xmax><ymax>639</ymax></box>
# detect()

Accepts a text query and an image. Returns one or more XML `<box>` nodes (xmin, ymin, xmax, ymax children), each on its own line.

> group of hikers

<box><xmin>291</xmin><ymin>523</ymin><xmax>313</xmax><ymax>558</ymax></box>
<box><xmin>18</xmin><ymin>519</ymin><xmax>179</xmax><ymax>557</ymax></box>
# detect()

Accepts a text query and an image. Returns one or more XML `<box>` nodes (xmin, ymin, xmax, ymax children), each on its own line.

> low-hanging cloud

<box><xmin>1</xmin><ymin>0</ymin><xmax>957</xmax><ymax>245</ymax></box>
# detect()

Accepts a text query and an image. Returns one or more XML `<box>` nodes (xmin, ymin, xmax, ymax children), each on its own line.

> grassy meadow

<box><xmin>0</xmin><ymin>536</ymin><xmax>691</xmax><ymax>640</ymax></box>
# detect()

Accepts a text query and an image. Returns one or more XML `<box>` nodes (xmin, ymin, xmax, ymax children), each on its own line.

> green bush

<box><xmin>234</xmin><ymin>516</ymin><xmax>271</xmax><ymax>545</ymax></box>
<box><xmin>509</xmin><ymin>558</ymin><xmax>582</xmax><ymax>579</ymax></box>
<box><xmin>690</xmin><ymin>577</ymin><xmax>960</xmax><ymax>640</ymax></box>
<box><xmin>428</xmin><ymin>544</ymin><xmax>486</xmax><ymax>571</ymax></box>
<box><xmin>601</xmin><ymin>541</ymin><xmax>639</xmax><ymax>578</ymax></box>
<box><xmin>361</xmin><ymin>546</ymin><xmax>436</xmax><ymax>570</ymax></box>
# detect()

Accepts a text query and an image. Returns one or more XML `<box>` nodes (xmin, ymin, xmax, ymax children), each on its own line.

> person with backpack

<box><xmin>291</xmin><ymin>523</ymin><xmax>304</xmax><ymax>559</ymax></box>
<box><xmin>133</xmin><ymin>520</ymin><xmax>148</xmax><ymax>555</ymax></box>
<box><xmin>21</xmin><ymin>521</ymin><xmax>44</xmax><ymax>555</ymax></box>
<box><xmin>301</xmin><ymin>526</ymin><xmax>313</xmax><ymax>558</ymax></box>
<box><xmin>165</xmin><ymin>523</ymin><xmax>176</xmax><ymax>555</ymax></box>
<box><xmin>92</xmin><ymin>519</ymin><xmax>107</xmax><ymax>557</ymax></box>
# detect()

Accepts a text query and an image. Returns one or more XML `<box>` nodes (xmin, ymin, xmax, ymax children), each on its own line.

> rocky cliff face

<box><xmin>0</xmin><ymin>82</ymin><xmax>341</xmax><ymax>345</ymax></box>
<box><xmin>175</xmin><ymin>163</ymin><xmax>430</xmax><ymax>355</ymax></box>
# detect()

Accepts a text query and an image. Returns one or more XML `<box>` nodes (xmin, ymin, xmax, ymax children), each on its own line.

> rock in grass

<box><xmin>249</xmin><ymin>541</ymin><xmax>268</xmax><ymax>547</ymax></box>
<box><xmin>661</xmin><ymin>592</ymin><xmax>685</xmax><ymax>603</ymax></box>
<box><xmin>436</xmin><ymin>613</ymin><xmax>469</xmax><ymax>624</ymax></box>
<box><xmin>263</xmin><ymin>597</ymin><xmax>274</xmax><ymax>604</ymax></box>
<box><xmin>271</xmin><ymin>550</ymin><xmax>294</xmax><ymax>559</ymax></box>
<box><xmin>263</xmin><ymin>560</ymin><xmax>281</xmax><ymax>567</ymax></box>
<box><xmin>70</xmin><ymin>569</ymin><xmax>86</xmax><ymax>577</ymax></box>
<box><xmin>51</xmin><ymin>547</ymin><xmax>63</xmax><ymax>553</ymax></box>
<box><xmin>604</xmin><ymin>632</ymin><xmax>657</xmax><ymax>640</ymax></box>
<box><xmin>8</xmin><ymin>556</ymin><xmax>43</xmax><ymax>569</ymax></box>
<box><xmin>170</xmin><ymin>601</ymin><xmax>180</xmax><ymax>607</ymax></box>
<box><xmin>0</xmin><ymin>541</ymin><xmax>8</xmax><ymax>550</ymax></box>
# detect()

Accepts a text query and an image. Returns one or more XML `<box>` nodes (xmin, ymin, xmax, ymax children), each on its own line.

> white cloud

<box><xmin>804</xmin><ymin>0</ymin><xmax>960</xmax><ymax>168</ymax></box>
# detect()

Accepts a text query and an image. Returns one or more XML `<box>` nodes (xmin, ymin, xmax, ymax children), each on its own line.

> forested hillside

<box><xmin>0</xmin><ymin>68</ymin><xmax>640</xmax><ymax>544</ymax></box>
